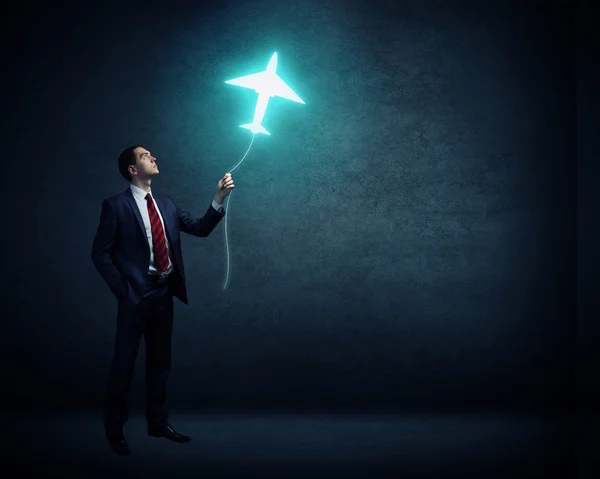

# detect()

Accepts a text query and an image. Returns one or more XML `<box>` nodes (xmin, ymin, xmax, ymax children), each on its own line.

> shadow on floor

<box><xmin>8</xmin><ymin>410</ymin><xmax>575</xmax><ymax>478</ymax></box>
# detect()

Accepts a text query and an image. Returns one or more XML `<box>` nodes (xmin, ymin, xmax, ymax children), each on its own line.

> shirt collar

<box><xmin>130</xmin><ymin>183</ymin><xmax>152</xmax><ymax>201</ymax></box>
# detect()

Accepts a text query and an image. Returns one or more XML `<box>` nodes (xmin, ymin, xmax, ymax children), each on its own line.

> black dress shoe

<box><xmin>148</xmin><ymin>422</ymin><xmax>192</xmax><ymax>443</ymax></box>
<box><xmin>108</xmin><ymin>436</ymin><xmax>131</xmax><ymax>455</ymax></box>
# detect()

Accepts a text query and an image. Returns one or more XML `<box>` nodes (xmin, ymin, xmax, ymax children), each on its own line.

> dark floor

<box><xmin>7</xmin><ymin>410</ymin><xmax>577</xmax><ymax>478</ymax></box>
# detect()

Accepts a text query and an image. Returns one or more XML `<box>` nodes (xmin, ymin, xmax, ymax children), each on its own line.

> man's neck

<box><xmin>131</xmin><ymin>179</ymin><xmax>152</xmax><ymax>193</ymax></box>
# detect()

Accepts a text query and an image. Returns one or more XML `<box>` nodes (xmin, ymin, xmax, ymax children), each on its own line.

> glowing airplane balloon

<box><xmin>225</xmin><ymin>52</ymin><xmax>305</xmax><ymax>135</ymax></box>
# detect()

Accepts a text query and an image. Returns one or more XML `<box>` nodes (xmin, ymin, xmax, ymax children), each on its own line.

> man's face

<box><xmin>130</xmin><ymin>147</ymin><xmax>159</xmax><ymax>179</ymax></box>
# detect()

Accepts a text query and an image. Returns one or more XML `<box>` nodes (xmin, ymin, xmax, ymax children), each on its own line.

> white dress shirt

<box><xmin>129</xmin><ymin>184</ymin><xmax>223</xmax><ymax>275</ymax></box>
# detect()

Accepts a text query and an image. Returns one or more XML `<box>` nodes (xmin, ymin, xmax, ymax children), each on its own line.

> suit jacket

<box><xmin>91</xmin><ymin>186</ymin><xmax>225</xmax><ymax>305</ymax></box>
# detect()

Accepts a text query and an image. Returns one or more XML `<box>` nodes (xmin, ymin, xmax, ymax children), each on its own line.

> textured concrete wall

<box><xmin>3</xmin><ymin>0</ymin><xmax>575</xmax><ymax>411</ymax></box>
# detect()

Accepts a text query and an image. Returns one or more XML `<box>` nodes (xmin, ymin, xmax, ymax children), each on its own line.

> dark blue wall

<box><xmin>2</xmin><ymin>0</ymin><xmax>576</xmax><ymax>412</ymax></box>
<box><xmin>577</xmin><ymin>3</ymin><xmax>598</xmax><ymax>412</ymax></box>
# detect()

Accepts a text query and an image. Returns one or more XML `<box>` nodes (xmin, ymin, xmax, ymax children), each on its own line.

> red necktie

<box><xmin>145</xmin><ymin>193</ymin><xmax>169</xmax><ymax>272</ymax></box>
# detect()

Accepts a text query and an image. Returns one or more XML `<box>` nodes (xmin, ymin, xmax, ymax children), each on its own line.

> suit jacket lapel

<box><xmin>125</xmin><ymin>187</ymin><xmax>150</xmax><ymax>248</ymax></box>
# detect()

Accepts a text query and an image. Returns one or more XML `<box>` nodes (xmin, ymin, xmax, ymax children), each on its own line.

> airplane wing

<box><xmin>225</xmin><ymin>72</ymin><xmax>267</xmax><ymax>91</ymax></box>
<box><xmin>271</xmin><ymin>74</ymin><xmax>305</xmax><ymax>104</ymax></box>
<box><xmin>226</xmin><ymin>71</ymin><xmax>304</xmax><ymax>104</ymax></box>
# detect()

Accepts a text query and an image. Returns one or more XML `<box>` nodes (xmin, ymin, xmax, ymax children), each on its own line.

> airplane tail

<box><xmin>240</xmin><ymin>123</ymin><xmax>270</xmax><ymax>135</ymax></box>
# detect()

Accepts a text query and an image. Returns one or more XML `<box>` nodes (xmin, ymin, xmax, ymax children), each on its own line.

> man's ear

<box><xmin>128</xmin><ymin>165</ymin><xmax>137</xmax><ymax>176</ymax></box>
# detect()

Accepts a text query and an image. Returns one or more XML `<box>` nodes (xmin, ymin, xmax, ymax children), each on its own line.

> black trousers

<box><xmin>104</xmin><ymin>276</ymin><xmax>174</xmax><ymax>439</ymax></box>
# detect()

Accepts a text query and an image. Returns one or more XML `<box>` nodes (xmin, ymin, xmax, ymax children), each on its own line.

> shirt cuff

<box><xmin>212</xmin><ymin>199</ymin><xmax>223</xmax><ymax>212</ymax></box>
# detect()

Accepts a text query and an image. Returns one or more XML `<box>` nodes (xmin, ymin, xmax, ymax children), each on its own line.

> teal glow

<box><xmin>222</xmin><ymin>52</ymin><xmax>305</xmax><ymax>290</ymax></box>
<box><xmin>225</xmin><ymin>52</ymin><xmax>305</xmax><ymax>136</ymax></box>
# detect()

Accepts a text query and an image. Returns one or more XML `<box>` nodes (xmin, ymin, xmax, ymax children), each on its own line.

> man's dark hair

<box><xmin>118</xmin><ymin>145</ymin><xmax>142</xmax><ymax>182</ymax></box>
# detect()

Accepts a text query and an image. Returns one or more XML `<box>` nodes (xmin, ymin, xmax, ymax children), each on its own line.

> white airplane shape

<box><xmin>225</xmin><ymin>52</ymin><xmax>305</xmax><ymax>136</ymax></box>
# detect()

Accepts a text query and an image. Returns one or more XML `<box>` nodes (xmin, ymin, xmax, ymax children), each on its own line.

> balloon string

<box><xmin>223</xmin><ymin>134</ymin><xmax>256</xmax><ymax>290</ymax></box>
<box><xmin>228</xmin><ymin>134</ymin><xmax>255</xmax><ymax>174</ymax></box>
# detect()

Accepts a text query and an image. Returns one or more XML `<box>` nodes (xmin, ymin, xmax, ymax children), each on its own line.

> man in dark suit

<box><xmin>92</xmin><ymin>145</ymin><xmax>234</xmax><ymax>455</ymax></box>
